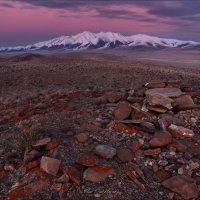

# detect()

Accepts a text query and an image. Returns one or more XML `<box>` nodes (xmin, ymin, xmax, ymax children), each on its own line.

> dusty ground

<box><xmin>0</xmin><ymin>50</ymin><xmax>200</xmax><ymax>200</ymax></box>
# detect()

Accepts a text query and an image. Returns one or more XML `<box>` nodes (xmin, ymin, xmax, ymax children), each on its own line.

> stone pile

<box><xmin>0</xmin><ymin>80</ymin><xmax>200</xmax><ymax>199</ymax></box>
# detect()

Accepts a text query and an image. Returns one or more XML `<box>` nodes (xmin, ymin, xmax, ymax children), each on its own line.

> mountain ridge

<box><xmin>0</xmin><ymin>31</ymin><xmax>199</xmax><ymax>52</ymax></box>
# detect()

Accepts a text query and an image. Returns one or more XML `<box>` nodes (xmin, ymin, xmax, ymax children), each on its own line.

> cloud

<box><xmin>0</xmin><ymin>2</ymin><xmax>14</xmax><ymax>8</ymax></box>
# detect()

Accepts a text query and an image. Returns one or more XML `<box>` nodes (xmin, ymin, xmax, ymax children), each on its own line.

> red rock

<box><xmin>146</xmin><ymin>88</ymin><xmax>182</xmax><ymax>98</ymax></box>
<box><xmin>45</xmin><ymin>139</ymin><xmax>59</xmax><ymax>150</ymax></box>
<box><xmin>40</xmin><ymin>156</ymin><xmax>61</xmax><ymax>176</ymax></box>
<box><xmin>75</xmin><ymin>132</ymin><xmax>88</xmax><ymax>143</ymax></box>
<box><xmin>32</xmin><ymin>138</ymin><xmax>51</xmax><ymax>148</ymax></box>
<box><xmin>23</xmin><ymin>149</ymin><xmax>40</xmax><ymax>163</ymax></box>
<box><xmin>63</xmin><ymin>166</ymin><xmax>82</xmax><ymax>185</ymax></box>
<box><xmin>114</xmin><ymin>101</ymin><xmax>131</xmax><ymax>120</ymax></box>
<box><xmin>147</xmin><ymin>105</ymin><xmax>168</xmax><ymax>113</ymax></box>
<box><xmin>129</xmin><ymin>141</ymin><xmax>142</xmax><ymax>152</ymax></box>
<box><xmin>112</xmin><ymin>123</ymin><xmax>144</xmax><ymax>136</ymax></box>
<box><xmin>117</xmin><ymin>147</ymin><xmax>134</xmax><ymax>162</ymax></box>
<box><xmin>156</xmin><ymin>170</ymin><xmax>171</xmax><ymax>182</ymax></box>
<box><xmin>127</xmin><ymin>96</ymin><xmax>144</xmax><ymax>103</ymax></box>
<box><xmin>149</xmin><ymin>131</ymin><xmax>172</xmax><ymax>147</ymax></box>
<box><xmin>173</xmin><ymin>95</ymin><xmax>195</xmax><ymax>110</ymax></box>
<box><xmin>141</xmin><ymin>121</ymin><xmax>156</xmax><ymax>132</ymax></box>
<box><xmin>123</xmin><ymin>162</ymin><xmax>145</xmax><ymax>189</ymax></box>
<box><xmin>7</xmin><ymin>168</ymin><xmax>50</xmax><ymax>200</ymax></box>
<box><xmin>162</xmin><ymin>175</ymin><xmax>199</xmax><ymax>199</ymax></box>
<box><xmin>59</xmin><ymin>183</ymin><xmax>69</xmax><ymax>197</ymax></box>
<box><xmin>76</xmin><ymin>154</ymin><xmax>97</xmax><ymax>167</ymax></box>
<box><xmin>144</xmin><ymin>148</ymin><xmax>161</xmax><ymax>156</ymax></box>
<box><xmin>145</xmin><ymin>80</ymin><xmax>166</xmax><ymax>89</ymax></box>
<box><xmin>21</xmin><ymin>160</ymin><xmax>40</xmax><ymax>173</ymax></box>
<box><xmin>168</xmin><ymin>124</ymin><xmax>194</xmax><ymax>138</ymax></box>
<box><xmin>4</xmin><ymin>164</ymin><xmax>15</xmax><ymax>172</ymax></box>
<box><xmin>57</xmin><ymin>174</ymin><xmax>69</xmax><ymax>183</ymax></box>
<box><xmin>107</xmin><ymin>93</ymin><xmax>121</xmax><ymax>103</ymax></box>
<box><xmin>83</xmin><ymin>164</ymin><xmax>114</xmax><ymax>182</ymax></box>
<box><xmin>95</xmin><ymin>144</ymin><xmax>116</xmax><ymax>159</ymax></box>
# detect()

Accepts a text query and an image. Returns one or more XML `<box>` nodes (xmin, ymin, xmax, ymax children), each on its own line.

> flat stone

<box><xmin>32</xmin><ymin>138</ymin><xmax>51</xmax><ymax>148</ymax></box>
<box><xmin>114</xmin><ymin>101</ymin><xmax>131</xmax><ymax>120</ymax></box>
<box><xmin>146</xmin><ymin>88</ymin><xmax>182</xmax><ymax>98</ymax></box>
<box><xmin>145</xmin><ymin>80</ymin><xmax>166</xmax><ymax>89</ymax></box>
<box><xmin>144</xmin><ymin>148</ymin><xmax>161</xmax><ymax>156</ymax></box>
<box><xmin>149</xmin><ymin>131</ymin><xmax>172</xmax><ymax>147</ymax></box>
<box><xmin>76</xmin><ymin>154</ymin><xmax>97</xmax><ymax>167</ymax></box>
<box><xmin>40</xmin><ymin>156</ymin><xmax>61</xmax><ymax>176</ymax></box>
<box><xmin>117</xmin><ymin>147</ymin><xmax>134</xmax><ymax>162</ymax></box>
<box><xmin>162</xmin><ymin>175</ymin><xmax>199</xmax><ymax>199</ymax></box>
<box><xmin>83</xmin><ymin>164</ymin><xmax>114</xmax><ymax>183</ymax></box>
<box><xmin>63</xmin><ymin>166</ymin><xmax>82</xmax><ymax>185</ymax></box>
<box><xmin>147</xmin><ymin>105</ymin><xmax>168</xmax><ymax>113</ymax></box>
<box><xmin>95</xmin><ymin>144</ymin><xmax>116</xmax><ymax>159</ymax></box>
<box><xmin>168</xmin><ymin>124</ymin><xmax>194</xmax><ymax>138</ymax></box>
<box><xmin>173</xmin><ymin>94</ymin><xmax>194</xmax><ymax>106</ymax></box>
<box><xmin>146</xmin><ymin>94</ymin><xmax>174</xmax><ymax>110</ymax></box>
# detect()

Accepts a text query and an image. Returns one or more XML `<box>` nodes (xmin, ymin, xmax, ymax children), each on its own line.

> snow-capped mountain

<box><xmin>0</xmin><ymin>31</ymin><xmax>199</xmax><ymax>52</ymax></box>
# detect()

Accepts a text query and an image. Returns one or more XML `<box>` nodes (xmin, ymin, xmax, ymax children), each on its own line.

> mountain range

<box><xmin>0</xmin><ymin>31</ymin><xmax>199</xmax><ymax>52</ymax></box>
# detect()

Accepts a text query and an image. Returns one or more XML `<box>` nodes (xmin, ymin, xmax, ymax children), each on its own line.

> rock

<box><xmin>168</xmin><ymin>124</ymin><xmax>194</xmax><ymax>138</ymax></box>
<box><xmin>40</xmin><ymin>156</ymin><xmax>61</xmax><ymax>176</ymax></box>
<box><xmin>129</xmin><ymin>141</ymin><xmax>142</xmax><ymax>152</ymax></box>
<box><xmin>158</xmin><ymin>114</ymin><xmax>183</xmax><ymax>130</ymax></box>
<box><xmin>146</xmin><ymin>88</ymin><xmax>182</xmax><ymax>98</ymax></box>
<box><xmin>167</xmin><ymin>80</ymin><xmax>185</xmax><ymax>88</ymax></box>
<box><xmin>149</xmin><ymin>131</ymin><xmax>172</xmax><ymax>147</ymax></box>
<box><xmin>112</xmin><ymin>123</ymin><xmax>139</xmax><ymax>135</ymax></box>
<box><xmin>127</xmin><ymin>96</ymin><xmax>144</xmax><ymax>103</ymax></box>
<box><xmin>117</xmin><ymin>147</ymin><xmax>134</xmax><ymax>162</ymax></box>
<box><xmin>45</xmin><ymin>139</ymin><xmax>59</xmax><ymax>150</ymax></box>
<box><xmin>23</xmin><ymin>149</ymin><xmax>40</xmax><ymax>163</ymax></box>
<box><xmin>21</xmin><ymin>160</ymin><xmax>40</xmax><ymax>173</ymax></box>
<box><xmin>107</xmin><ymin>93</ymin><xmax>121</xmax><ymax>103</ymax></box>
<box><xmin>173</xmin><ymin>95</ymin><xmax>195</xmax><ymax>110</ymax></box>
<box><xmin>162</xmin><ymin>175</ymin><xmax>199</xmax><ymax>199</ymax></box>
<box><xmin>114</xmin><ymin>101</ymin><xmax>131</xmax><ymax>120</ymax></box>
<box><xmin>95</xmin><ymin>144</ymin><xmax>116</xmax><ymax>159</ymax></box>
<box><xmin>59</xmin><ymin>183</ymin><xmax>69</xmax><ymax>197</ymax></box>
<box><xmin>63</xmin><ymin>166</ymin><xmax>82</xmax><ymax>185</ymax></box>
<box><xmin>76</xmin><ymin>154</ymin><xmax>97</xmax><ymax>167</ymax></box>
<box><xmin>93</xmin><ymin>96</ymin><xmax>107</xmax><ymax>105</ymax></box>
<box><xmin>51</xmin><ymin>182</ymin><xmax>62</xmax><ymax>192</ymax></box>
<box><xmin>140</xmin><ymin>121</ymin><xmax>156</xmax><ymax>133</ymax></box>
<box><xmin>144</xmin><ymin>148</ymin><xmax>161</xmax><ymax>156</ymax></box>
<box><xmin>156</xmin><ymin>170</ymin><xmax>171</xmax><ymax>182</ymax></box>
<box><xmin>146</xmin><ymin>80</ymin><xmax>166</xmax><ymax>89</ymax></box>
<box><xmin>146</xmin><ymin>94</ymin><xmax>174</xmax><ymax>110</ymax></box>
<box><xmin>83</xmin><ymin>164</ymin><xmax>114</xmax><ymax>182</ymax></box>
<box><xmin>75</xmin><ymin>132</ymin><xmax>88</xmax><ymax>143</ymax></box>
<box><xmin>32</xmin><ymin>138</ymin><xmax>51</xmax><ymax>148</ymax></box>
<box><xmin>147</xmin><ymin>105</ymin><xmax>168</xmax><ymax>113</ymax></box>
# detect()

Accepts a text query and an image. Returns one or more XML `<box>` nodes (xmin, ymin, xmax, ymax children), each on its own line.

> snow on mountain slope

<box><xmin>0</xmin><ymin>31</ymin><xmax>199</xmax><ymax>52</ymax></box>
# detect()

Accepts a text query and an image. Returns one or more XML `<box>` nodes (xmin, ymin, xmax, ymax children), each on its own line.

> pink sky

<box><xmin>0</xmin><ymin>1</ymin><xmax>199</xmax><ymax>46</ymax></box>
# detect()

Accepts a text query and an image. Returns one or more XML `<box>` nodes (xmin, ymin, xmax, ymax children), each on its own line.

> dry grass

<box><xmin>13</xmin><ymin>126</ymin><xmax>48</xmax><ymax>152</ymax></box>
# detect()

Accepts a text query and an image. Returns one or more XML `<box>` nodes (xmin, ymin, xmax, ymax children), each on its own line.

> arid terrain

<box><xmin>0</xmin><ymin>49</ymin><xmax>200</xmax><ymax>200</ymax></box>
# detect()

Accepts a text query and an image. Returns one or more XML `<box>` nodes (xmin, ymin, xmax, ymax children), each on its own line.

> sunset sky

<box><xmin>1</xmin><ymin>0</ymin><xmax>200</xmax><ymax>46</ymax></box>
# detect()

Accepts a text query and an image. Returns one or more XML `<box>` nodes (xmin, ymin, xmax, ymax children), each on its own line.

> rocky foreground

<box><xmin>0</xmin><ymin>80</ymin><xmax>200</xmax><ymax>200</ymax></box>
